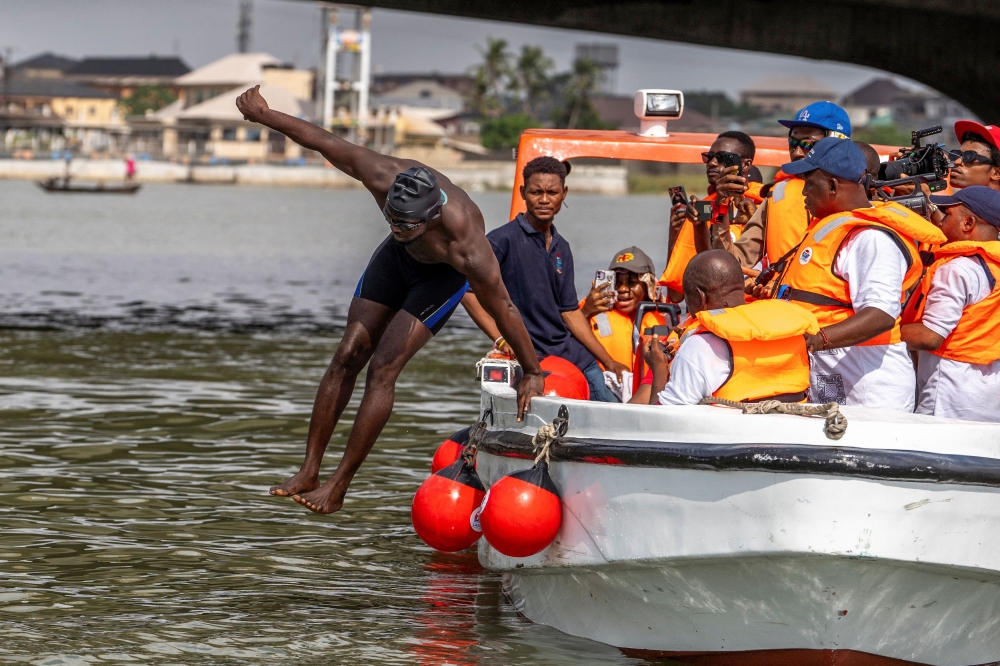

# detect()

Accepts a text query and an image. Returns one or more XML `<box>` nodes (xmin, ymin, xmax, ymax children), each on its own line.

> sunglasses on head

<box><xmin>788</xmin><ymin>137</ymin><xmax>819</xmax><ymax>152</ymax></box>
<box><xmin>949</xmin><ymin>149</ymin><xmax>994</xmax><ymax>166</ymax></box>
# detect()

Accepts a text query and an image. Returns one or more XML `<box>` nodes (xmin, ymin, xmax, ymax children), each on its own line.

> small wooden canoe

<box><xmin>37</xmin><ymin>178</ymin><xmax>141</xmax><ymax>194</ymax></box>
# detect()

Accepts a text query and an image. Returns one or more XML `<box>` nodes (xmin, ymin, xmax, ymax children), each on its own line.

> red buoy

<box><xmin>480</xmin><ymin>461</ymin><xmax>562</xmax><ymax>558</ymax></box>
<box><xmin>411</xmin><ymin>460</ymin><xmax>486</xmax><ymax>552</ymax></box>
<box><xmin>431</xmin><ymin>426</ymin><xmax>471</xmax><ymax>473</ymax></box>
<box><xmin>540</xmin><ymin>356</ymin><xmax>589</xmax><ymax>401</ymax></box>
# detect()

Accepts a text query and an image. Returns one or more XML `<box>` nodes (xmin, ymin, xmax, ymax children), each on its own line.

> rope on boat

<box><xmin>532</xmin><ymin>406</ymin><xmax>570</xmax><ymax>466</ymax></box>
<box><xmin>699</xmin><ymin>397</ymin><xmax>848</xmax><ymax>440</ymax></box>
<box><xmin>461</xmin><ymin>406</ymin><xmax>493</xmax><ymax>466</ymax></box>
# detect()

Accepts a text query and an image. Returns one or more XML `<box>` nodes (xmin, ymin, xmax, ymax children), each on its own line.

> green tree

<box><xmin>469</xmin><ymin>38</ymin><xmax>512</xmax><ymax>119</ymax></box>
<box><xmin>480</xmin><ymin>113</ymin><xmax>538</xmax><ymax>151</ymax></box>
<box><xmin>510</xmin><ymin>45</ymin><xmax>554</xmax><ymax>117</ymax></box>
<box><xmin>119</xmin><ymin>85</ymin><xmax>177</xmax><ymax>116</ymax></box>
<box><xmin>853</xmin><ymin>124</ymin><xmax>914</xmax><ymax>148</ymax></box>
<box><xmin>551</xmin><ymin>58</ymin><xmax>614</xmax><ymax>130</ymax></box>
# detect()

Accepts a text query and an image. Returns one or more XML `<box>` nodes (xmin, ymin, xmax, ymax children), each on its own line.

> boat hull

<box><xmin>474</xmin><ymin>388</ymin><xmax>1000</xmax><ymax>664</ymax></box>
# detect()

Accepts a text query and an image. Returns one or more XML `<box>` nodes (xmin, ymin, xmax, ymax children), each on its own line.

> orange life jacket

<box><xmin>681</xmin><ymin>299</ymin><xmax>818</xmax><ymax>403</ymax></box>
<box><xmin>762</xmin><ymin>171</ymin><xmax>810</xmax><ymax>269</ymax></box>
<box><xmin>901</xmin><ymin>240</ymin><xmax>1000</xmax><ymax>365</ymax></box>
<box><xmin>659</xmin><ymin>183</ymin><xmax>764</xmax><ymax>293</ymax></box>
<box><xmin>776</xmin><ymin>202</ymin><xmax>947</xmax><ymax>346</ymax></box>
<box><xmin>589</xmin><ymin>305</ymin><xmax>666</xmax><ymax>383</ymax></box>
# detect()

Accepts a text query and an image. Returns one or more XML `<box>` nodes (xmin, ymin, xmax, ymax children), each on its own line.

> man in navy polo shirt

<box><xmin>463</xmin><ymin>156</ymin><xmax>628</xmax><ymax>401</ymax></box>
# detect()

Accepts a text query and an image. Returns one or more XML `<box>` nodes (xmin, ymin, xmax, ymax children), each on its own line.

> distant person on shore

<box><xmin>461</xmin><ymin>157</ymin><xmax>628</xmax><ymax>402</ymax></box>
<box><xmin>125</xmin><ymin>156</ymin><xmax>136</xmax><ymax>182</ymax></box>
<box><xmin>235</xmin><ymin>85</ymin><xmax>544</xmax><ymax>514</ymax></box>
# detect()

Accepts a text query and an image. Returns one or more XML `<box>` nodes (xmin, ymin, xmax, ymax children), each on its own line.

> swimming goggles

<box><xmin>383</xmin><ymin>190</ymin><xmax>448</xmax><ymax>231</ymax></box>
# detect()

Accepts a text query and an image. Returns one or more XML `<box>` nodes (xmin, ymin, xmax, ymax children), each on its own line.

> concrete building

<box><xmin>841</xmin><ymin>77</ymin><xmax>975</xmax><ymax>133</ymax></box>
<box><xmin>127</xmin><ymin>54</ymin><xmax>315</xmax><ymax>162</ymax></box>
<box><xmin>740</xmin><ymin>76</ymin><xmax>836</xmax><ymax>116</ymax></box>
<box><xmin>0</xmin><ymin>79</ymin><xmax>121</xmax><ymax>155</ymax></box>
<box><xmin>65</xmin><ymin>56</ymin><xmax>190</xmax><ymax>98</ymax></box>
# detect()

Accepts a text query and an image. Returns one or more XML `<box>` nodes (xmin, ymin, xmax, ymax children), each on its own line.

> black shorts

<box><xmin>354</xmin><ymin>235</ymin><xmax>469</xmax><ymax>335</ymax></box>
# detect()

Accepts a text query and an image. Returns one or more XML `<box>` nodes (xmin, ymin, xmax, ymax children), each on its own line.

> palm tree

<box><xmin>564</xmin><ymin>57</ymin><xmax>605</xmax><ymax>129</ymax></box>
<box><xmin>510</xmin><ymin>45</ymin><xmax>554</xmax><ymax>117</ymax></box>
<box><xmin>470</xmin><ymin>38</ymin><xmax>512</xmax><ymax>118</ymax></box>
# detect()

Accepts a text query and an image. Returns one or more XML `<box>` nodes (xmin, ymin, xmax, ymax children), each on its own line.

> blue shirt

<box><xmin>486</xmin><ymin>214</ymin><xmax>595</xmax><ymax>371</ymax></box>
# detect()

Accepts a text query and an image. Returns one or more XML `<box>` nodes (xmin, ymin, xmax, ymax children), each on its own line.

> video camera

<box><xmin>870</xmin><ymin>125</ymin><xmax>956</xmax><ymax>218</ymax></box>
<box><xmin>876</xmin><ymin>125</ymin><xmax>954</xmax><ymax>191</ymax></box>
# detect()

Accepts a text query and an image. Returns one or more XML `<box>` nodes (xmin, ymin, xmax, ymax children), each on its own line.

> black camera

<box><xmin>877</xmin><ymin>126</ymin><xmax>954</xmax><ymax>192</ymax></box>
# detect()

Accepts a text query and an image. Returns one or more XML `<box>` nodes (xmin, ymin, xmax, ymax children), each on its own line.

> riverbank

<box><xmin>0</xmin><ymin>158</ymin><xmax>628</xmax><ymax>194</ymax></box>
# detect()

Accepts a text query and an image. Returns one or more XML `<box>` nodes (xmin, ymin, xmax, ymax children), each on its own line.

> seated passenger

<box><xmin>641</xmin><ymin>251</ymin><xmax>818</xmax><ymax>406</ymax></box>
<box><xmin>580</xmin><ymin>247</ymin><xmax>667</xmax><ymax>394</ymax></box>
<box><xmin>901</xmin><ymin>186</ymin><xmax>1000</xmax><ymax>422</ymax></box>
<box><xmin>462</xmin><ymin>156</ymin><xmax>627</xmax><ymax>402</ymax></box>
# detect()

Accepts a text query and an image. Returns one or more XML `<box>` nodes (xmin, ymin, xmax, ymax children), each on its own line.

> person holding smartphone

<box><xmin>710</xmin><ymin>101</ymin><xmax>853</xmax><ymax>297</ymax></box>
<box><xmin>659</xmin><ymin>131</ymin><xmax>761</xmax><ymax>302</ymax></box>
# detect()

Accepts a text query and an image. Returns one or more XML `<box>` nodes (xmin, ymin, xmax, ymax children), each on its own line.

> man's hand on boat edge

<box><xmin>517</xmin><ymin>371</ymin><xmax>545</xmax><ymax>422</ymax></box>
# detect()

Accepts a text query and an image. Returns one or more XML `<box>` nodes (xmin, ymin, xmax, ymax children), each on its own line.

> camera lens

<box><xmin>882</xmin><ymin>159</ymin><xmax>912</xmax><ymax>181</ymax></box>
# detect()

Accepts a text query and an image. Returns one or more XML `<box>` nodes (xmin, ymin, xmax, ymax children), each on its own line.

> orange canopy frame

<box><xmin>508</xmin><ymin>128</ymin><xmax>896</xmax><ymax>220</ymax></box>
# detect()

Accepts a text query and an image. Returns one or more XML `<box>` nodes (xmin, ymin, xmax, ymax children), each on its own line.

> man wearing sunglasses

<box><xmin>236</xmin><ymin>85</ymin><xmax>544</xmax><ymax>514</ymax></box>
<box><xmin>660</xmin><ymin>131</ymin><xmax>760</xmax><ymax>302</ymax></box>
<box><xmin>710</xmin><ymin>102</ymin><xmax>852</xmax><ymax>294</ymax></box>
<box><xmin>949</xmin><ymin>121</ymin><xmax>1000</xmax><ymax>192</ymax></box>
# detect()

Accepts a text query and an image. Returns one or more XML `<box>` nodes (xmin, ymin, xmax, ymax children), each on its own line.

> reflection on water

<box><xmin>0</xmin><ymin>180</ymin><xmax>667</xmax><ymax>663</ymax></box>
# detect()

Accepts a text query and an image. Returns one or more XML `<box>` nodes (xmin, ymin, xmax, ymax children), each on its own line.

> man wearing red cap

<box><xmin>951</xmin><ymin>121</ymin><xmax>1000</xmax><ymax>192</ymax></box>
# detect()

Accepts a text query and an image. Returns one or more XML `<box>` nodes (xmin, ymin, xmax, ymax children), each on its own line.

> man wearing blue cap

<box><xmin>774</xmin><ymin>138</ymin><xmax>946</xmax><ymax>411</ymax></box>
<box><xmin>901</xmin><ymin>186</ymin><xmax>1000</xmax><ymax>422</ymax></box>
<box><xmin>710</xmin><ymin>102</ymin><xmax>852</xmax><ymax>287</ymax></box>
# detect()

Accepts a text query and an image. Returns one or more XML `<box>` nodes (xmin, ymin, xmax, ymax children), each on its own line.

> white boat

<box><xmin>474</xmin><ymin>380</ymin><xmax>1000</xmax><ymax>665</ymax></box>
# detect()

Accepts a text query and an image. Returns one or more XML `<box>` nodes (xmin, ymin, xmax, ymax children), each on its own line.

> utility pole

<box><xmin>0</xmin><ymin>47</ymin><xmax>12</xmax><ymax>142</ymax></box>
<box><xmin>322</xmin><ymin>5</ymin><xmax>338</xmax><ymax>131</ymax></box>
<box><xmin>237</xmin><ymin>1</ymin><xmax>253</xmax><ymax>54</ymax></box>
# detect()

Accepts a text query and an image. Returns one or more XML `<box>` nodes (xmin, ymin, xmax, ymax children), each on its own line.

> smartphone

<box><xmin>694</xmin><ymin>200</ymin><xmax>714</xmax><ymax>222</ymax></box>
<box><xmin>717</xmin><ymin>151</ymin><xmax>742</xmax><ymax>171</ymax></box>
<box><xmin>594</xmin><ymin>270</ymin><xmax>616</xmax><ymax>300</ymax></box>
<box><xmin>642</xmin><ymin>326</ymin><xmax>674</xmax><ymax>353</ymax></box>
<box><xmin>668</xmin><ymin>186</ymin><xmax>687</xmax><ymax>208</ymax></box>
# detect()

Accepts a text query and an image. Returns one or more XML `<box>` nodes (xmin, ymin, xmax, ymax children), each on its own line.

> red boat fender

<box><xmin>479</xmin><ymin>461</ymin><xmax>561</xmax><ymax>558</ymax></box>
<box><xmin>411</xmin><ymin>460</ymin><xmax>486</xmax><ymax>552</ymax></box>
<box><xmin>431</xmin><ymin>426</ymin><xmax>471</xmax><ymax>473</ymax></box>
<box><xmin>540</xmin><ymin>356</ymin><xmax>589</xmax><ymax>401</ymax></box>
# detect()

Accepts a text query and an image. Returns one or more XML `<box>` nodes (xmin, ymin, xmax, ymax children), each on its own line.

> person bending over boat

<box><xmin>660</xmin><ymin>131</ymin><xmax>761</xmax><ymax>302</ymax></box>
<box><xmin>639</xmin><ymin>250</ymin><xmax>816</xmax><ymax>405</ymax></box>
<box><xmin>773</xmin><ymin>138</ymin><xmax>946</xmax><ymax>411</ymax></box>
<box><xmin>462</xmin><ymin>156</ymin><xmax>628</xmax><ymax>402</ymax></box>
<box><xmin>900</xmin><ymin>186</ymin><xmax>1000</xmax><ymax>422</ymax></box>
<box><xmin>579</xmin><ymin>246</ymin><xmax>665</xmax><ymax>396</ymax></box>
<box><xmin>235</xmin><ymin>85</ymin><xmax>544</xmax><ymax>514</ymax></box>
<box><xmin>712</xmin><ymin>102</ymin><xmax>853</xmax><ymax>295</ymax></box>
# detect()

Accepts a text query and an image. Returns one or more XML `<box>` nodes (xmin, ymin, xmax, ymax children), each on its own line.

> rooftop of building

<box><xmin>175</xmin><ymin>53</ymin><xmax>283</xmax><ymax>87</ymax></box>
<box><xmin>1</xmin><ymin>79</ymin><xmax>117</xmax><ymax>99</ymax></box>
<box><xmin>67</xmin><ymin>56</ymin><xmax>190</xmax><ymax>77</ymax></box>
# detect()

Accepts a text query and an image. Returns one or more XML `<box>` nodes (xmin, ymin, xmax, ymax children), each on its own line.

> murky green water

<box><xmin>0</xmin><ymin>180</ymin><xmax>671</xmax><ymax>664</ymax></box>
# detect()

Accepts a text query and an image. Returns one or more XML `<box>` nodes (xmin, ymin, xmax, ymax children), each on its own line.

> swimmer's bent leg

<box><xmin>269</xmin><ymin>296</ymin><xmax>396</xmax><ymax>497</ymax></box>
<box><xmin>292</xmin><ymin>309</ymin><xmax>434</xmax><ymax>514</ymax></box>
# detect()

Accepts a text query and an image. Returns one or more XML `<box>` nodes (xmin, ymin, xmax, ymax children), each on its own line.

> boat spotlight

<box><xmin>634</xmin><ymin>89</ymin><xmax>684</xmax><ymax>137</ymax></box>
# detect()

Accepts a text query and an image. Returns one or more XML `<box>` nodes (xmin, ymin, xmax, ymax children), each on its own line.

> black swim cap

<box><xmin>385</xmin><ymin>166</ymin><xmax>444</xmax><ymax>221</ymax></box>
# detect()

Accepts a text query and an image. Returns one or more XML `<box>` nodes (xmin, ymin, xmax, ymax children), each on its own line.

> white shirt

<box><xmin>915</xmin><ymin>257</ymin><xmax>1000</xmax><ymax>422</ymax></box>
<box><xmin>807</xmin><ymin>228</ymin><xmax>916</xmax><ymax>412</ymax></box>
<box><xmin>657</xmin><ymin>332</ymin><xmax>732</xmax><ymax>405</ymax></box>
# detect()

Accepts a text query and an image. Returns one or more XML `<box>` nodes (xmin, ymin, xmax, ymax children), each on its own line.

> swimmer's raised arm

<box><xmin>236</xmin><ymin>85</ymin><xmax>410</xmax><ymax>202</ymax></box>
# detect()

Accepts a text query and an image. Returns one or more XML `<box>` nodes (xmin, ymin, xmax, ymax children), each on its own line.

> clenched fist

<box><xmin>236</xmin><ymin>85</ymin><xmax>270</xmax><ymax>124</ymax></box>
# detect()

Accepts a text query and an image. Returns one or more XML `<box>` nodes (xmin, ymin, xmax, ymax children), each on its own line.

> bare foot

<box><xmin>291</xmin><ymin>482</ymin><xmax>345</xmax><ymax>514</ymax></box>
<box><xmin>269</xmin><ymin>470</ymin><xmax>320</xmax><ymax>497</ymax></box>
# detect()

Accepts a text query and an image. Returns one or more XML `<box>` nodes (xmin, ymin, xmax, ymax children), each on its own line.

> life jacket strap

<box><xmin>776</xmin><ymin>285</ymin><xmax>852</xmax><ymax>309</ymax></box>
<box><xmin>972</xmin><ymin>254</ymin><xmax>998</xmax><ymax>292</ymax></box>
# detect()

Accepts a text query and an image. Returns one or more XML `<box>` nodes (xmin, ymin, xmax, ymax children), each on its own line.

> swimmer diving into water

<box><xmin>236</xmin><ymin>85</ymin><xmax>545</xmax><ymax>514</ymax></box>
